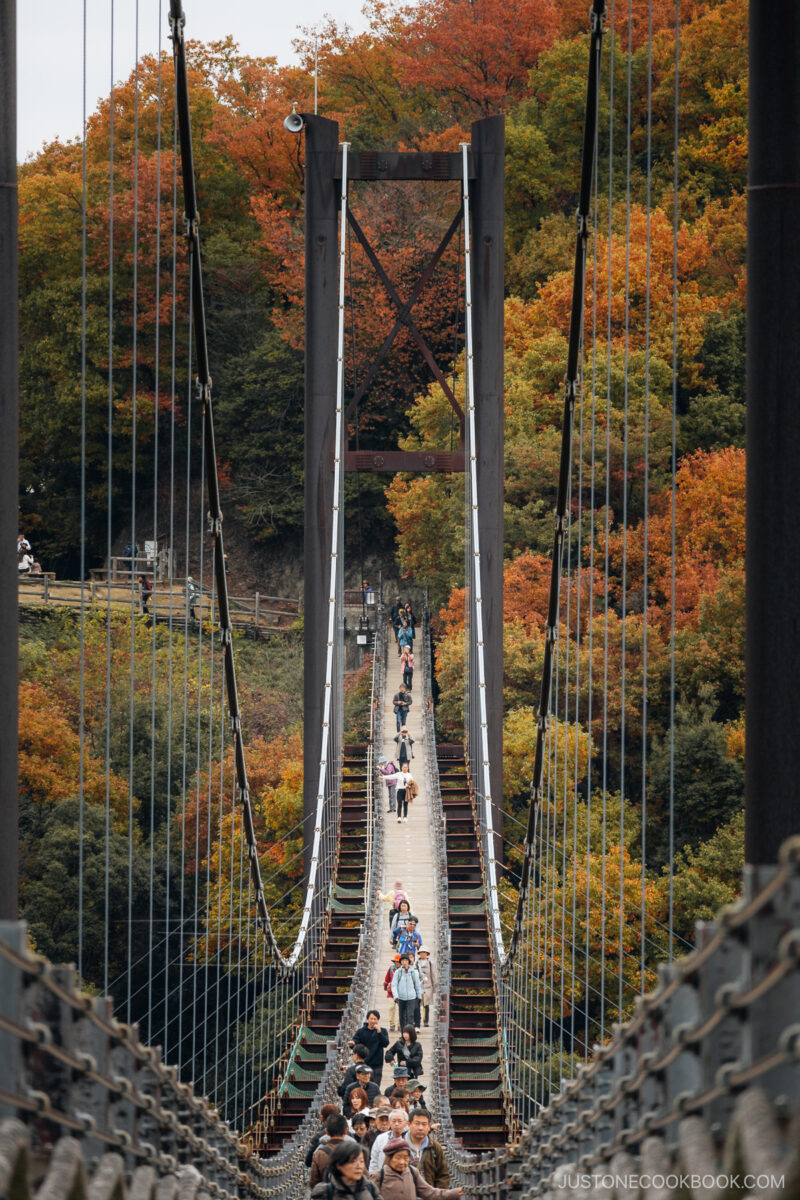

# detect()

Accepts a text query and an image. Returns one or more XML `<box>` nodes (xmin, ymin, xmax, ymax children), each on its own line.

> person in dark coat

<box><xmin>385</xmin><ymin>1026</ymin><xmax>423</xmax><ymax>1079</ymax></box>
<box><xmin>338</xmin><ymin>1044</ymin><xmax>370</xmax><ymax>1100</ymax></box>
<box><xmin>311</xmin><ymin>1138</ymin><xmax>378</xmax><ymax>1200</ymax></box>
<box><xmin>351</xmin><ymin>1010</ymin><xmax>389</xmax><ymax>1087</ymax></box>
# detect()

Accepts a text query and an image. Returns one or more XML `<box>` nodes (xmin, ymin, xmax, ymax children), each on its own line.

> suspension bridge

<box><xmin>2</xmin><ymin>1</ymin><xmax>800</xmax><ymax>1198</ymax></box>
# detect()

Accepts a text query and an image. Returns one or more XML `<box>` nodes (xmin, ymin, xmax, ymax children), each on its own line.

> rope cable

<box><xmin>503</xmin><ymin>0</ymin><xmax>608</xmax><ymax>974</ymax></box>
<box><xmin>168</xmin><ymin>0</ymin><xmax>349</xmax><ymax>971</ymax></box>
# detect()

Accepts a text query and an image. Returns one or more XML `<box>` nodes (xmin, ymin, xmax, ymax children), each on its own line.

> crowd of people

<box><xmin>306</xmin><ymin>998</ymin><xmax>459</xmax><ymax>1200</ymax></box>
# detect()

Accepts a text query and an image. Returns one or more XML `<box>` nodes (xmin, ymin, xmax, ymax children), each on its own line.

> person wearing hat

<box><xmin>404</xmin><ymin>1107</ymin><xmax>450</xmax><ymax>1188</ymax></box>
<box><xmin>369</xmin><ymin>1108</ymin><xmax>409</xmax><ymax>1173</ymax></box>
<box><xmin>407</xmin><ymin>1080</ymin><xmax>428</xmax><ymax>1109</ymax></box>
<box><xmin>311</xmin><ymin>1137</ymin><xmax>379</xmax><ymax>1200</ymax></box>
<box><xmin>344</xmin><ymin>1064</ymin><xmax>381</xmax><ymax>1114</ymax></box>
<box><xmin>385</xmin><ymin>1025</ymin><xmax>423</xmax><ymax>1079</ymax></box>
<box><xmin>383</xmin><ymin>1063</ymin><xmax>410</xmax><ymax>1096</ymax></box>
<box><xmin>416</xmin><ymin>949</ymin><xmax>435</xmax><ymax>1028</ymax></box>
<box><xmin>365</xmin><ymin>1104</ymin><xmax>391</xmax><ymax>1154</ymax></box>
<box><xmin>391</xmin><ymin>954</ymin><xmax>422</xmax><ymax>1031</ymax></box>
<box><xmin>370</xmin><ymin>1137</ymin><xmax>463</xmax><ymax>1199</ymax></box>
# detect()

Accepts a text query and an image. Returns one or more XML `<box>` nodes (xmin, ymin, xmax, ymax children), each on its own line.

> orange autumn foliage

<box><xmin>601</xmin><ymin>447</ymin><xmax>745</xmax><ymax>627</ymax></box>
<box><xmin>18</xmin><ymin>681</ymin><xmax>128</xmax><ymax>815</ymax></box>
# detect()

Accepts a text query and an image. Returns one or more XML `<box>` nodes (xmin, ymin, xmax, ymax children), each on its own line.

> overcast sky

<box><xmin>18</xmin><ymin>0</ymin><xmax>369</xmax><ymax>161</ymax></box>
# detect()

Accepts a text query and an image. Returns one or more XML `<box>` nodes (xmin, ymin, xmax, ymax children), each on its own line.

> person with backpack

<box><xmin>309</xmin><ymin>1113</ymin><xmax>362</xmax><ymax>1187</ymax></box>
<box><xmin>389</xmin><ymin>900</ymin><xmax>413</xmax><ymax>946</ymax></box>
<box><xmin>139</xmin><ymin>574</ymin><xmax>152</xmax><ymax>615</ymax></box>
<box><xmin>305</xmin><ymin>1103</ymin><xmax>342</xmax><ymax>1168</ymax></box>
<box><xmin>384</xmin><ymin>1025</ymin><xmax>423</xmax><ymax>1079</ymax></box>
<box><xmin>395</xmin><ymin>917</ymin><xmax>422</xmax><ymax>962</ymax></box>
<box><xmin>379</xmin><ymin>881</ymin><xmax>413</xmax><ymax>932</ymax></box>
<box><xmin>311</xmin><ymin>1138</ymin><xmax>379</xmax><ymax>1200</ymax></box>
<box><xmin>403</xmin><ymin>1108</ymin><xmax>450</xmax><ymax>1188</ymax></box>
<box><xmin>370</xmin><ymin>1138</ymin><xmax>462</xmax><ymax>1200</ymax></box>
<box><xmin>391</xmin><ymin>955</ymin><xmax>422</xmax><ymax>1031</ymax></box>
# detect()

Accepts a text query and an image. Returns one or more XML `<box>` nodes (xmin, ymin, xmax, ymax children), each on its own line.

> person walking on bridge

<box><xmin>394</xmin><ymin>767</ymin><xmax>414</xmax><ymax>823</ymax></box>
<box><xmin>378</xmin><ymin>758</ymin><xmax>398</xmax><ymax>814</ymax></box>
<box><xmin>390</xmin><ymin>900</ymin><xmax>413</xmax><ymax>945</ymax></box>
<box><xmin>309</xmin><ymin>1113</ymin><xmax>363</xmax><ymax>1188</ymax></box>
<box><xmin>369</xmin><ymin>1109</ymin><xmax>409</xmax><ymax>1173</ymax></box>
<box><xmin>400</xmin><ymin>647</ymin><xmax>414</xmax><ymax>691</ymax></box>
<box><xmin>393</xmin><ymin>686</ymin><xmax>412</xmax><ymax>732</ymax></box>
<box><xmin>371</xmin><ymin>1139</ymin><xmax>462</xmax><ymax>1200</ymax></box>
<box><xmin>311</xmin><ymin>1140</ymin><xmax>379</xmax><ymax>1200</ymax></box>
<box><xmin>416</xmin><ymin>949</ymin><xmax>435</xmax><ymax>1028</ymax></box>
<box><xmin>394</xmin><ymin>728</ymin><xmax>414</xmax><ymax>766</ymax></box>
<box><xmin>385</xmin><ymin>1025</ymin><xmax>423</xmax><ymax>1079</ymax></box>
<box><xmin>403</xmin><ymin>1109</ymin><xmax>450</xmax><ymax>1189</ymax></box>
<box><xmin>351</xmin><ymin>1009</ymin><xmax>389</xmax><ymax>1088</ymax></box>
<box><xmin>391</xmin><ymin>955</ymin><xmax>422</xmax><ymax>1031</ymax></box>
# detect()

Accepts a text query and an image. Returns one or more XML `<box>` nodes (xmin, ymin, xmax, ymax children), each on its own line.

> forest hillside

<box><xmin>18</xmin><ymin>0</ymin><xmax>747</xmax><ymax>1014</ymax></box>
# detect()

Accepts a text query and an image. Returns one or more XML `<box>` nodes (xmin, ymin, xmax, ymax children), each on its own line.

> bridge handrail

<box><xmin>418</xmin><ymin>829</ymin><xmax>800</xmax><ymax>1194</ymax></box>
<box><xmin>420</xmin><ymin>606</ymin><xmax>460</xmax><ymax>1160</ymax></box>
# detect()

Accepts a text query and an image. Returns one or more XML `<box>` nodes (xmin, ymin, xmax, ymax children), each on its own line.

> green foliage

<box><xmin>20</xmin><ymin>798</ymin><xmax>165</xmax><ymax>990</ymax></box>
<box><xmin>660</xmin><ymin>809</ymin><xmax>744</xmax><ymax>944</ymax></box>
<box><xmin>646</xmin><ymin>693</ymin><xmax>744</xmax><ymax>869</ymax></box>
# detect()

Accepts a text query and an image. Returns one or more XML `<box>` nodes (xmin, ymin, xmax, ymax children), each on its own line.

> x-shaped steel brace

<box><xmin>344</xmin><ymin>206</ymin><xmax>465</xmax><ymax>438</ymax></box>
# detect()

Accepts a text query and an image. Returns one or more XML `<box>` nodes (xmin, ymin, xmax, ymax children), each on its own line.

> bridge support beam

<box><xmin>746</xmin><ymin>5</ymin><xmax>800</xmax><ymax>863</ymax></box>
<box><xmin>0</xmin><ymin>0</ymin><xmax>18</xmax><ymax>920</ymax></box>
<box><xmin>471</xmin><ymin>116</ymin><xmax>505</xmax><ymax>863</ymax></box>
<box><xmin>303</xmin><ymin>115</ymin><xmax>340</xmax><ymax>883</ymax></box>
